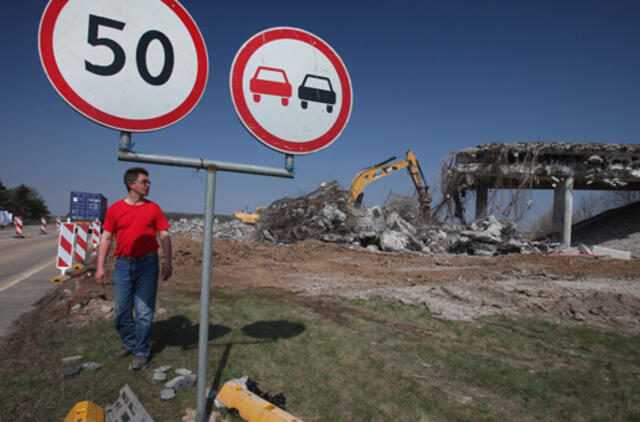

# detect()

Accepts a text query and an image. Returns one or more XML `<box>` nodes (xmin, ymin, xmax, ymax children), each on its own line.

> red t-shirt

<box><xmin>103</xmin><ymin>199</ymin><xmax>170</xmax><ymax>258</ymax></box>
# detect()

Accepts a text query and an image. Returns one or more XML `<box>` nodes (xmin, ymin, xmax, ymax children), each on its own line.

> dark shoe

<box><xmin>110</xmin><ymin>347</ymin><xmax>132</xmax><ymax>360</ymax></box>
<box><xmin>128</xmin><ymin>355</ymin><xmax>148</xmax><ymax>371</ymax></box>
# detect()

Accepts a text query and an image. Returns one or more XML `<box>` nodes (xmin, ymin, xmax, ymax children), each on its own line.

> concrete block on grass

<box><xmin>175</xmin><ymin>368</ymin><xmax>192</xmax><ymax>376</ymax></box>
<box><xmin>82</xmin><ymin>362</ymin><xmax>102</xmax><ymax>371</ymax></box>
<box><xmin>64</xmin><ymin>365</ymin><xmax>82</xmax><ymax>378</ymax></box>
<box><xmin>153</xmin><ymin>371</ymin><xmax>167</xmax><ymax>382</ymax></box>
<box><xmin>61</xmin><ymin>355</ymin><xmax>83</xmax><ymax>365</ymax></box>
<box><xmin>160</xmin><ymin>388</ymin><xmax>175</xmax><ymax>400</ymax></box>
<box><xmin>165</xmin><ymin>374</ymin><xmax>197</xmax><ymax>392</ymax></box>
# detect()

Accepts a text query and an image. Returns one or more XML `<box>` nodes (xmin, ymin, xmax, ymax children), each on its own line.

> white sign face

<box><xmin>230</xmin><ymin>27</ymin><xmax>353</xmax><ymax>155</ymax></box>
<box><xmin>39</xmin><ymin>0</ymin><xmax>208</xmax><ymax>132</ymax></box>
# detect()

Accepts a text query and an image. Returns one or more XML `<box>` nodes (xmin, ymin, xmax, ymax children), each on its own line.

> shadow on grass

<box><xmin>150</xmin><ymin>315</ymin><xmax>231</xmax><ymax>356</ymax></box>
<box><xmin>205</xmin><ymin>320</ymin><xmax>306</xmax><ymax>416</ymax></box>
<box><xmin>241</xmin><ymin>320</ymin><xmax>306</xmax><ymax>341</ymax></box>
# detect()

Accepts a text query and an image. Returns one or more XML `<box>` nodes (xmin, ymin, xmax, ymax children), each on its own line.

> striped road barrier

<box><xmin>73</xmin><ymin>224</ymin><xmax>89</xmax><ymax>269</ymax></box>
<box><xmin>54</xmin><ymin>222</ymin><xmax>76</xmax><ymax>280</ymax></box>
<box><xmin>91</xmin><ymin>220</ymin><xmax>101</xmax><ymax>250</ymax></box>
<box><xmin>14</xmin><ymin>217</ymin><xmax>24</xmax><ymax>238</ymax></box>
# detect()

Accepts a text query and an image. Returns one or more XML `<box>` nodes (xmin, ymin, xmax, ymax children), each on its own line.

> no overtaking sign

<box><xmin>230</xmin><ymin>27</ymin><xmax>353</xmax><ymax>155</ymax></box>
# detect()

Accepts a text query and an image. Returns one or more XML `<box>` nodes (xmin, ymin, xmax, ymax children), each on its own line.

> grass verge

<box><xmin>1</xmin><ymin>289</ymin><xmax>639</xmax><ymax>421</ymax></box>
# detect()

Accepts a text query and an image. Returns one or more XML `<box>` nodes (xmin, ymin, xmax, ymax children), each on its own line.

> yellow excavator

<box><xmin>234</xmin><ymin>206</ymin><xmax>266</xmax><ymax>224</ymax></box>
<box><xmin>348</xmin><ymin>150</ymin><xmax>432</xmax><ymax>216</ymax></box>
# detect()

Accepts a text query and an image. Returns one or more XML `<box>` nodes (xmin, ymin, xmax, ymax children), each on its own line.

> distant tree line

<box><xmin>0</xmin><ymin>180</ymin><xmax>50</xmax><ymax>219</ymax></box>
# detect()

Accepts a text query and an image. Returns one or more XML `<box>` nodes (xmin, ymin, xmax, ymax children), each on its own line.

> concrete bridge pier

<box><xmin>552</xmin><ymin>177</ymin><xmax>574</xmax><ymax>246</ymax></box>
<box><xmin>475</xmin><ymin>183</ymin><xmax>488</xmax><ymax>220</ymax></box>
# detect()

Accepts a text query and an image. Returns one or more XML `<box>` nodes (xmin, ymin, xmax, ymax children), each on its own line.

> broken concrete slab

<box><xmin>380</xmin><ymin>231</ymin><xmax>411</xmax><ymax>253</ymax></box>
<box><xmin>105</xmin><ymin>384</ymin><xmax>154</xmax><ymax>422</ymax></box>
<box><xmin>166</xmin><ymin>374</ymin><xmax>197</xmax><ymax>392</ymax></box>
<box><xmin>160</xmin><ymin>388</ymin><xmax>176</xmax><ymax>400</ymax></box>
<box><xmin>175</xmin><ymin>368</ymin><xmax>193</xmax><ymax>376</ymax></box>
<box><xmin>591</xmin><ymin>246</ymin><xmax>632</xmax><ymax>260</ymax></box>
<box><xmin>82</xmin><ymin>362</ymin><xmax>102</xmax><ymax>371</ymax></box>
<box><xmin>63</xmin><ymin>365</ymin><xmax>82</xmax><ymax>378</ymax></box>
<box><xmin>153</xmin><ymin>371</ymin><xmax>168</xmax><ymax>382</ymax></box>
<box><xmin>154</xmin><ymin>365</ymin><xmax>172</xmax><ymax>373</ymax></box>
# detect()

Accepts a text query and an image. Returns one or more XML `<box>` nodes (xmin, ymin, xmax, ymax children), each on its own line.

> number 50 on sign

<box><xmin>39</xmin><ymin>0</ymin><xmax>209</xmax><ymax>132</ymax></box>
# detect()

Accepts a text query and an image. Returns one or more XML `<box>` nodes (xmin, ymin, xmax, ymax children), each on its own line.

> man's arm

<box><xmin>159</xmin><ymin>230</ymin><xmax>172</xmax><ymax>281</ymax></box>
<box><xmin>95</xmin><ymin>230</ymin><xmax>113</xmax><ymax>286</ymax></box>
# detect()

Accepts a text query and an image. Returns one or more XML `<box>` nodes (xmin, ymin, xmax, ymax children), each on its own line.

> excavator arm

<box><xmin>349</xmin><ymin>155</ymin><xmax>410</xmax><ymax>206</ymax></box>
<box><xmin>404</xmin><ymin>150</ymin><xmax>432</xmax><ymax>217</ymax></box>
<box><xmin>348</xmin><ymin>150</ymin><xmax>432</xmax><ymax>217</ymax></box>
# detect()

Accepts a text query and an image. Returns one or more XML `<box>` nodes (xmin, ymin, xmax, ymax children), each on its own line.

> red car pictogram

<box><xmin>249</xmin><ymin>66</ymin><xmax>292</xmax><ymax>106</ymax></box>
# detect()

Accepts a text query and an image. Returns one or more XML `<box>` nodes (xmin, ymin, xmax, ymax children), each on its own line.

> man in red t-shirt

<box><xmin>96</xmin><ymin>167</ymin><xmax>172</xmax><ymax>370</ymax></box>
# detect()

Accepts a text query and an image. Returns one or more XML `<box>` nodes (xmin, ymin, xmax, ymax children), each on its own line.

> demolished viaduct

<box><xmin>442</xmin><ymin>142</ymin><xmax>640</xmax><ymax>245</ymax></box>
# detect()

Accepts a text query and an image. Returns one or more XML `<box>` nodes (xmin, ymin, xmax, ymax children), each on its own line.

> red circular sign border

<box><xmin>38</xmin><ymin>0</ymin><xmax>209</xmax><ymax>132</ymax></box>
<box><xmin>230</xmin><ymin>27</ymin><xmax>353</xmax><ymax>155</ymax></box>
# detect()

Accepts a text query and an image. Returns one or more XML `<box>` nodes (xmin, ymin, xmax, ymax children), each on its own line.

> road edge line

<box><xmin>0</xmin><ymin>257</ymin><xmax>57</xmax><ymax>293</ymax></box>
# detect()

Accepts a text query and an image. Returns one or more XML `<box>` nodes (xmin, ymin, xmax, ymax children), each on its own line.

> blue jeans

<box><xmin>112</xmin><ymin>253</ymin><xmax>159</xmax><ymax>357</ymax></box>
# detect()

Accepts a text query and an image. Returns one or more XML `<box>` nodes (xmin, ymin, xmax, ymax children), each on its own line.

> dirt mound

<box><xmin>164</xmin><ymin>235</ymin><xmax>640</xmax><ymax>332</ymax></box>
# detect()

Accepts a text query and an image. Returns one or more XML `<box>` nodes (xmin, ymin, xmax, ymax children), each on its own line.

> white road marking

<box><xmin>0</xmin><ymin>256</ymin><xmax>57</xmax><ymax>293</ymax></box>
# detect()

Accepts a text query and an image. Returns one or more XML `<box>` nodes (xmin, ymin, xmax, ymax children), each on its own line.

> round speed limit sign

<box><xmin>38</xmin><ymin>0</ymin><xmax>209</xmax><ymax>132</ymax></box>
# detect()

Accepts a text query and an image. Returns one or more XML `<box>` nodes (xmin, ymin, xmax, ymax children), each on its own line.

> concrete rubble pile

<box><xmin>170</xmin><ymin>216</ymin><xmax>256</xmax><ymax>241</ymax></box>
<box><xmin>255</xmin><ymin>181</ymin><xmax>357</xmax><ymax>244</ymax></box>
<box><xmin>170</xmin><ymin>182</ymin><xmax>559</xmax><ymax>256</ymax></box>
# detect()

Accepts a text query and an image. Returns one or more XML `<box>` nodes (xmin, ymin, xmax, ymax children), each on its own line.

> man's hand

<box><xmin>161</xmin><ymin>261</ymin><xmax>172</xmax><ymax>281</ymax></box>
<box><xmin>95</xmin><ymin>267</ymin><xmax>107</xmax><ymax>286</ymax></box>
<box><xmin>96</xmin><ymin>230</ymin><xmax>113</xmax><ymax>287</ymax></box>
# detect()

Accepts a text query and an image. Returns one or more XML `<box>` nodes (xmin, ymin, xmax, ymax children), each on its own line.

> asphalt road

<box><xmin>0</xmin><ymin>224</ymin><xmax>60</xmax><ymax>338</ymax></box>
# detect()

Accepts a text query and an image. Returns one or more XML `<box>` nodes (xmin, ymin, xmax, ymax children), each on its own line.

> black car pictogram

<box><xmin>298</xmin><ymin>74</ymin><xmax>336</xmax><ymax>113</ymax></box>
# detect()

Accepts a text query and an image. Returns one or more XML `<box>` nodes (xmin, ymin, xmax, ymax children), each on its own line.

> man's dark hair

<box><xmin>124</xmin><ymin>167</ymin><xmax>149</xmax><ymax>191</ymax></box>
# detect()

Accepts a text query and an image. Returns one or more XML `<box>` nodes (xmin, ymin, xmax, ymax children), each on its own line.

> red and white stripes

<box><xmin>40</xmin><ymin>217</ymin><xmax>47</xmax><ymax>234</ymax></box>
<box><xmin>57</xmin><ymin>222</ymin><xmax>76</xmax><ymax>273</ymax></box>
<box><xmin>74</xmin><ymin>224</ymin><xmax>89</xmax><ymax>262</ymax></box>
<box><xmin>91</xmin><ymin>219</ymin><xmax>101</xmax><ymax>249</ymax></box>
<box><xmin>14</xmin><ymin>217</ymin><xmax>24</xmax><ymax>238</ymax></box>
<box><xmin>56</xmin><ymin>217</ymin><xmax>61</xmax><ymax>232</ymax></box>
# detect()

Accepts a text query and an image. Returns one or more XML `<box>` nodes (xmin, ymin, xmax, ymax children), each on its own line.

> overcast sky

<box><xmin>2</xmin><ymin>1</ymin><xmax>639</xmax><ymax>223</ymax></box>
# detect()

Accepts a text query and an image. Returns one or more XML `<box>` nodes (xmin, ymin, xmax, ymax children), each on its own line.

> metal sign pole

<box><xmin>118</xmin><ymin>132</ymin><xmax>293</xmax><ymax>422</ymax></box>
<box><xmin>197</xmin><ymin>167</ymin><xmax>216</xmax><ymax>421</ymax></box>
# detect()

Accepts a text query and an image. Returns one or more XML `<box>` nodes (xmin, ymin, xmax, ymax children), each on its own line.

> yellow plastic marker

<box><xmin>63</xmin><ymin>400</ymin><xmax>104</xmax><ymax>422</ymax></box>
<box><xmin>216</xmin><ymin>381</ymin><xmax>303</xmax><ymax>422</ymax></box>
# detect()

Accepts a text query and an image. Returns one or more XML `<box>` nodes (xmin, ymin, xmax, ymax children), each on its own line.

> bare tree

<box><xmin>573</xmin><ymin>193</ymin><xmax>607</xmax><ymax>223</ymax></box>
<box><xmin>607</xmin><ymin>191</ymin><xmax>640</xmax><ymax>208</ymax></box>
